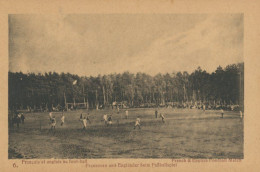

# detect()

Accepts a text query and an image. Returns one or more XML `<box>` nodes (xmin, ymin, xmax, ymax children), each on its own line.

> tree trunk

<box><xmin>102</xmin><ymin>85</ymin><xmax>106</xmax><ymax>105</ymax></box>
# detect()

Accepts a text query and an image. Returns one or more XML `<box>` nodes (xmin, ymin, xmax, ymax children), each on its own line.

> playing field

<box><xmin>8</xmin><ymin>108</ymin><xmax>243</xmax><ymax>159</ymax></box>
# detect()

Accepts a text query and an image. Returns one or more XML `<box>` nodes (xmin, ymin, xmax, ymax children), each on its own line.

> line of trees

<box><xmin>8</xmin><ymin>63</ymin><xmax>244</xmax><ymax>111</ymax></box>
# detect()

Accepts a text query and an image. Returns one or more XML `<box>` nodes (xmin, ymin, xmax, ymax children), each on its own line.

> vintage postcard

<box><xmin>0</xmin><ymin>0</ymin><xmax>260</xmax><ymax>171</ymax></box>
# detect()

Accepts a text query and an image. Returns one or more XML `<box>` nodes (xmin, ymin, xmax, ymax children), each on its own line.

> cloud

<box><xmin>9</xmin><ymin>14</ymin><xmax>243</xmax><ymax>76</ymax></box>
<box><xmin>128</xmin><ymin>14</ymin><xmax>243</xmax><ymax>75</ymax></box>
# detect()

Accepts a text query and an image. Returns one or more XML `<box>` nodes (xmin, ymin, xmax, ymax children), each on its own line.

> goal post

<box><xmin>66</xmin><ymin>102</ymin><xmax>87</xmax><ymax>110</ymax></box>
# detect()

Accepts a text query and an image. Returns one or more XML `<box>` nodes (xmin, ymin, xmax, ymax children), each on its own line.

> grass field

<box><xmin>8</xmin><ymin>108</ymin><xmax>243</xmax><ymax>159</ymax></box>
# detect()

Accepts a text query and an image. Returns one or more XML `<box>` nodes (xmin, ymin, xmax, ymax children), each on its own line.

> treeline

<box><xmin>8</xmin><ymin>63</ymin><xmax>244</xmax><ymax>110</ymax></box>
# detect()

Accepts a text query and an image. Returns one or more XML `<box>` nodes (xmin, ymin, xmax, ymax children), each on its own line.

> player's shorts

<box><xmin>51</xmin><ymin>123</ymin><xmax>56</xmax><ymax>127</ymax></box>
<box><xmin>108</xmin><ymin>121</ymin><xmax>112</xmax><ymax>125</ymax></box>
<box><xmin>135</xmin><ymin>122</ymin><xmax>140</xmax><ymax>126</ymax></box>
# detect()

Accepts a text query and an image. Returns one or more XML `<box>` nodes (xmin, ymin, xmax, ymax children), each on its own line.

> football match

<box><xmin>8</xmin><ymin>13</ymin><xmax>244</xmax><ymax>159</ymax></box>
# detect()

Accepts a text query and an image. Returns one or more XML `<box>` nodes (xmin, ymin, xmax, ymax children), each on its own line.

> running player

<box><xmin>134</xmin><ymin>116</ymin><xmax>141</xmax><ymax>129</ymax></box>
<box><xmin>107</xmin><ymin>115</ymin><xmax>113</xmax><ymax>126</ymax></box>
<box><xmin>103</xmin><ymin>114</ymin><xmax>108</xmax><ymax>125</ymax></box>
<box><xmin>50</xmin><ymin>116</ymin><xmax>56</xmax><ymax>130</ymax></box>
<box><xmin>60</xmin><ymin>113</ymin><xmax>65</xmax><ymax>126</ymax></box>
<box><xmin>80</xmin><ymin>117</ymin><xmax>87</xmax><ymax>130</ymax></box>
<box><xmin>160</xmin><ymin>113</ymin><xmax>165</xmax><ymax>123</ymax></box>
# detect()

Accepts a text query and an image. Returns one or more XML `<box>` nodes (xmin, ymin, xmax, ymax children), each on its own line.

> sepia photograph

<box><xmin>8</xmin><ymin>14</ymin><xmax>244</xmax><ymax>159</ymax></box>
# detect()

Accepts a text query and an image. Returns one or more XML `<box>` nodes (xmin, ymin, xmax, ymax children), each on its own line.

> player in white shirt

<box><xmin>80</xmin><ymin>115</ymin><xmax>91</xmax><ymax>130</ymax></box>
<box><xmin>49</xmin><ymin>112</ymin><xmax>53</xmax><ymax>118</ymax></box>
<box><xmin>60</xmin><ymin>113</ymin><xmax>65</xmax><ymax>126</ymax></box>
<box><xmin>103</xmin><ymin>114</ymin><xmax>108</xmax><ymax>125</ymax></box>
<box><xmin>134</xmin><ymin>117</ymin><xmax>141</xmax><ymax>129</ymax></box>
<box><xmin>80</xmin><ymin>117</ymin><xmax>87</xmax><ymax>130</ymax></box>
<box><xmin>221</xmin><ymin>109</ymin><xmax>224</xmax><ymax>118</ymax></box>
<box><xmin>240</xmin><ymin>111</ymin><xmax>243</xmax><ymax>119</ymax></box>
<box><xmin>49</xmin><ymin>112</ymin><xmax>53</xmax><ymax>124</ymax></box>
<box><xmin>125</xmin><ymin>110</ymin><xmax>129</xmax><ymax>119</ymax></box>
<box><xmin>160</xmin><ymin>113</ymin><xmax>165</xmax><ymax>123</ymax></box>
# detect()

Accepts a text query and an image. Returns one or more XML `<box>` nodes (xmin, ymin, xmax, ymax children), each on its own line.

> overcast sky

<box><xmin>9</xmin><ymin>14</ymin><xmax>243</xmax><ymax>76</ymax></box>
